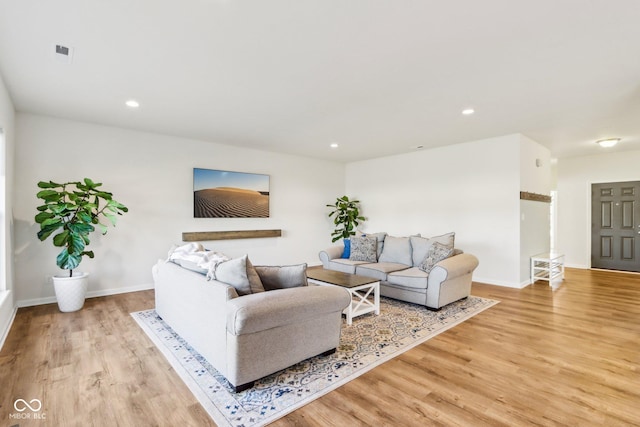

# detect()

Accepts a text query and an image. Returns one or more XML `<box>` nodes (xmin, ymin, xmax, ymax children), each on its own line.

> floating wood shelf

<box><xmin>182</xmin><ymin>229</ymin><xmax>282</xmax><ymax>241</ymax></box>
<box><xmin>520</xmin><ymin>191</ymin><xmax>552</xmax><ymax>203</ymax></box>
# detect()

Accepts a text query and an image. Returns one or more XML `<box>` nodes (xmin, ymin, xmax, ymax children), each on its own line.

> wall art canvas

<box><xmin>193</xmin><ymin>168</ymin><xmax>270</xmax><ymax>218</ymax></box>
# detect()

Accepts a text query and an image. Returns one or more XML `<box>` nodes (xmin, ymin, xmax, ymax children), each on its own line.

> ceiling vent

<box><xmin>54</xmin><ymin>44</ymin><xmax>74</xmax><ymax>64</ymax></box>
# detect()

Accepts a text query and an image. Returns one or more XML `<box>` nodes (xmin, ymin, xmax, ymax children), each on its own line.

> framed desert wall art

<box><xmin>193</xmin><ymin>168</ymin><xmax>270</xmax><ymax>218</ymax></box>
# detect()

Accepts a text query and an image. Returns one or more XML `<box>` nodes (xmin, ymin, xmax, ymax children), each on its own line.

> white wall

<box><xmin>0</xmin><ymin>71</ymin><xmax>16</xmax><ymax>348</ymax></box>
<box><xmin>519</xmin><ymin>135</ymin><xmax>551</xmax><ymax>284</ymax></box>
<box><xmin>557</xmin><ymin>150</ymin><xmax>640</xmax><ymax>268</ymax></box>
<box><xmin>346</xmin><ymin>134</ymin><xmax>523</xmax><ymax>287</ymax></box>
<box><xmin>13</xmin><ymin>113</ymin><xmax>344</xmax><ymax>306</ymax></box>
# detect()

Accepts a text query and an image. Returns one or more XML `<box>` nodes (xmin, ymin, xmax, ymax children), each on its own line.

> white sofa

<box><xmin>153</xmin><ymin>259</ymin><xmax>350</xmax><ymax>392</ymax></box>
<box><xmin>319</xmin><ymin>232</ymin><xmax>479</xmax><ymax>310</ymax></box>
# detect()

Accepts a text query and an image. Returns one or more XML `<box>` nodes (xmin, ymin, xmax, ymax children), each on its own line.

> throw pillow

<box><xmin>418</xmin><ymin>242</ymin><xmax>454</xmax><ymax>273</ymax></box>
<box><xmin>255</xmin><ymin>263</ymin><xmax>308</xmax><ymax>291</ymax></box>
<box><xmin>212</xmin><ymin>255</ymin><xmax>252</xmax><ymax>296</ymax></box>
<box><xmin>246</xmin><ymin>258</ymin><xmax>266</xmax><ymax>293</ymax></box>
<box><xmin>341</xmin><ymin>238</ymin><xmax>351</xmax><ymax>259</ymax></box>
<box><xmin>356</xmin><ymin>231</ymin><xmax>387</xmax><ymax>258</ymax></box>
<box><xmin>410</xmin><ymin>232</ymin><xmax>455</xmax><ymax>266</ymax></box>
<box><xmin>349</xmin><ymin>236</ymin><xmax>378</xmax><ymax>262</ymax></box>
<box><xmin>378</xmin><ymin>236</ymin><xmax>412</xmax><ymax>265</ymax></box>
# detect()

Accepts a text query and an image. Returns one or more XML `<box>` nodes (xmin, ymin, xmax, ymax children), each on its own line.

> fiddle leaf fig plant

<box><xmin>35</xmin><ymin>178</ymin><xmax>128</xmax><ymax>276</ymax></box>
<box><xmin>326</xmin><ymin>195</ymin><xmax>365</xmax><ymax>243</ymax></box>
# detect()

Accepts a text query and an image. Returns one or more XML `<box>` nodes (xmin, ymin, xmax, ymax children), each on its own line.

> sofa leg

<box><xmin>319</xmin><ymin>348</ymin><xmax>336</xmax><ymax>357</ymax></box>
<box><xmin>233</xmin><ymin>381</ymin><xmax>254</xmax><ymax>393</ymax></box>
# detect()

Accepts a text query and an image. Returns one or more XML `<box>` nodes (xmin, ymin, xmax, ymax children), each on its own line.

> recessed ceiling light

<box><xmin>330</xmin><ymin>143</ymin><xmax>339</xmax><ymax>149</ymax></box>
<box><xmin>596</xmin><ymin>138</ymin><xmax>620</xmax><ymax>148</ymax></box>
<box><xmin>462</xmin><ymin>108</ymin><xmax>475</xmax><ymax>115</ymax></box>
<box><xmin>125</xmin><ymin>99</ymin><xmax>140</xmax><ymax>108</ymax></box>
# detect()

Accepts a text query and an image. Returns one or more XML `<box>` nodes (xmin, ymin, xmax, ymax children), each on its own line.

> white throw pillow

<box><xmin>212</xmin><ymin>255</ymin><xmax>252</xmax><ymax>296</ymax></box>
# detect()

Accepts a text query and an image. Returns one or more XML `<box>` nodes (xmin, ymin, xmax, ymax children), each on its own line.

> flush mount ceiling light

<box><xmin>461</xmin><ymin>108</ymin><xmax>475</xmax><ymax>115</ymax></box>
<box><xmin>330</xmin><ymin>143</ymin><xmax>339</xmax><ymax>149</ymax></box>
<box><xmin>125</xmin><ymin>99</ymin><xmax>140</xmax><ymax>108</ymax></box>
<box><xmin>596</xmin><ymin>138</ymin><xmax>620</xmax><ymax>148</ymax></box>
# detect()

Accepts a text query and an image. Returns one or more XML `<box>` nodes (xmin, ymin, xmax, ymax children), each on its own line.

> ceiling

<box><xmin>1</xmin><ymin>0</ymin><xmax>639</xmax><ymax>163</ymax></box>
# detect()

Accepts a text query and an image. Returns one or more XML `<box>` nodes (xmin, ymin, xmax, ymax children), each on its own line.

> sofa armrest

<box><xmin>428</xmin><ymin>253</ymin><xmax>479</xmax><ymax>285</ymax></box>
<box><xmin>226</xmin><ymin>286</ymin><xmax>350</xmax><ymax>336</ymax></box>
<box><xmin>319</xmin><ymin>246</ymin><xmax>344</xmax><ymax>267</ymax></box>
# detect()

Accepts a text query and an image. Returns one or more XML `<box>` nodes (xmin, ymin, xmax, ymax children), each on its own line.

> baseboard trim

<box><xmin>16</xmin><ymin>283</ymin><xmax>155</xmax><ymax>308</ymax></box>
<box><xmin>0</xmin><ymin>291</ymin><xmax>17</xmax><ymax>351</ymax></box>
<box><xmin>472</xmin><ymin>277</ymin><xmax>523</xmax><ymax>288</ymax></box>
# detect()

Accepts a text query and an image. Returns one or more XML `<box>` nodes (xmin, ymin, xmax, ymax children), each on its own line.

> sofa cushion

<box><xmin>328</xmin><ymin>258</ymin><xmax>369</xmax><ymax>274</ymax></box>
<box><xmin>356</xmin><ymin>231</ymin><xmax>387</xmax><ymax>258</ymax></box>
<box><xmin>378</xmin><ymin>236</ymin><xmax>412</xmax><ymax>265</ymax></box>
<box><xmin>356</xmin><ymin>262</ymin><xmax>409</xmax><ymax>281</ymax></box>
<box><xmin>214</xmin><ymin>255</ymin><xmax>252</xmax><ymax>295</ymax></box>
<box><xmin>418</xmin><ymin>242</ymin><xmax>454</xmax><ymax>273</ymax></box>
<box><xmin>410</xmin><ymin>232</ymin><xmax>455</xmax><ymax>267</ymax></box>
<box><xmin>387</xmin><ymin>267</ymin><xmax>429</xmax><ymax>290</ymax></box>
<box><xmin>255</xmin><ymin>263</ymin><xmax>308</xmax><ymax>291</ymax></box>
<box><xmin>349</xmin><ymin>236</ymin><xmax>378</xmax><ymax>262</ymax></box>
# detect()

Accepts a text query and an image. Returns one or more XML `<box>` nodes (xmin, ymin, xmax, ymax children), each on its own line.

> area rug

<box><xmin>131</xmin><ymin>295</ymin><xmax>498</xmax><ymax>427</ymax></box>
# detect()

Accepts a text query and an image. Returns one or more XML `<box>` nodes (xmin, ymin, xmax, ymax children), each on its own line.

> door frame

<box><xmin>588</xmin><ymin>179</ymin><xmax>640</xmax><ymax>271</ymax></box>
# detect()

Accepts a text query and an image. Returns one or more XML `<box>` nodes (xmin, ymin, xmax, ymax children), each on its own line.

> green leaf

<box><xmin>68</xmin><ymin>222</ymin><xmax>95</xmax><ymax>235</ymax></box>
<box><xmin>104</xmin><ymin>213</ymin><xmax>118</xmax><ymax>226</ymax></box>
<box><xmin>36</xmin><ymin>189</ymin><xmax>61</xmax><ymax>201</ymax></box>
<box><xmin>95</xmin><ymin>191</ymin><xmax>113</xmax><ymax>200</ymax></box>
<box><xmin>37</xmin><ymin>222</ymin><xmax>64</xmax><ymax>241</ymax></box>
<box><xmin>34</xmin><ymin>211</ymin><xmax>54</xmax><ymax>224</ymax></box>
<box><xmin>77</xmin><ymin>211</ymin><xmax>93</xmax><ymax>223</ymax></box>
<box><xmin>52</xmin><ymin>231</ymin><xmax>69</xmax><ymax>247</ymax></box>
<box><xmin>57</xmin><ymin>249</ymin><xmax>82</xmax><ymax>270</ymax></box>
<box><xmin>67</xmin><ymin>231</ymin><xmax>86</xmax><ymax>255</ymax></box>
<box><xmin>37</xmin><ymin>181</ymin><xmax>62</xmax><ymax>189</ymax></box>
<box><xmin>82</xmin><ymin>250</ymin><xmax>95</xmax><ymax>259</ymax></box>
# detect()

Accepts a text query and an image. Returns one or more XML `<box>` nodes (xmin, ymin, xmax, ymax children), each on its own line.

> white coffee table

<box><xmin>307</xmin><ymin>267</ymin><xmax>380</xmax><ymax>325</ymax></box>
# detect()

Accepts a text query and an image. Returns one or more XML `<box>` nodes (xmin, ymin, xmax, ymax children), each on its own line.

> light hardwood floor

<box><xmin>1</xmin><ymin>268</ymin><xmax>638</xmax><ymax>426</ymax></box>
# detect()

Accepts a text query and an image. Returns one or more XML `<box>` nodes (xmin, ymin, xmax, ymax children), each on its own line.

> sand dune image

<box><xmin>194</xmin><ymin>187</ymin><xmax>269</xmax><ymax>218</ymax></box>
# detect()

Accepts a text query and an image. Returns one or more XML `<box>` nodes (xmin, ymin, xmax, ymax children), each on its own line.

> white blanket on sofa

<box><xmin>167</xmin><ymin>243</ymin><xmax>231</xmax><ymax>280</ymax></box>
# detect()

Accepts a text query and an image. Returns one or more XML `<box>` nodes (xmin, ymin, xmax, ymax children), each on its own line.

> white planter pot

<box><xmin>52</xmin><ymin>272</ymin><xmax>89</xmax><ymax>312</ymax></box>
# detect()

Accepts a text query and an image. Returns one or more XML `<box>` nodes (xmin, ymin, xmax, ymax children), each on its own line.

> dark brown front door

<box><xmin>591</xmin><ymin>181</ymin><xmax>640</xmax><ymax>272</ymax></box>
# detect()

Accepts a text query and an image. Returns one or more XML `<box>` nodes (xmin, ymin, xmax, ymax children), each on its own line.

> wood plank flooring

<box><xmin>1</xmin><ymin>268</ymin><xmax>638</xmax><ymax>426</ymax></box>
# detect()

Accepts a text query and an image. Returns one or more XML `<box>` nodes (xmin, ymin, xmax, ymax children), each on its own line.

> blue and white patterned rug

<box><xmin>131</xmin><ymin>295</ymin><xmax>498</xmax><ymax>427</ymax></box>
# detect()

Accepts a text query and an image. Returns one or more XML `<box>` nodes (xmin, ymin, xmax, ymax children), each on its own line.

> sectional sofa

<box><xmin>319</xmin><ymin>232</ymin><xmax>479</xmax><ymax>310</ymax></box>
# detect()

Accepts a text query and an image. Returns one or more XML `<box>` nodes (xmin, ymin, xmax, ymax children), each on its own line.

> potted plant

<box><xmin>35</xmin><ymin>178</ymin><xmax>128</xmax><ymax>312</ymax></box>
<box><xmin>326</xmin><ymin>195</ymin><xmax>365</xmax><ymax>243</ymax></box>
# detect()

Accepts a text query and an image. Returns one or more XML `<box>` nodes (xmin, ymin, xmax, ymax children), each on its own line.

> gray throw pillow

<box><xmin>246</xmin><ymin>258</ymin><xmax>265</xmax><ymax>293</ymax></box>
<box><xmin>379</xmin><ymin>236</ymin><xmax>412</xmax><ymax>265</ymax></box>
<box><xmin>255</xmin><ymin>263</ymin><xmax>308</xmax><ymax>291</ymax></box>
<box><xmin>356</xmin><ymin>231</ymin><xmax>387</xmax><ymax>258</ymax></box>
<box><xmin>418</xmin><ymin>242</ymin><xmax>454</xmax><ymax>273</ymax></box>
<box><xmin>213</xmin><ymin>254</ymin><xmax>252</xmax><ymax>295</ymax></box>
<box><xmin>349</xmin><ymin>236</ymin><xmax>378</xmax><ymax>262</ymax></box>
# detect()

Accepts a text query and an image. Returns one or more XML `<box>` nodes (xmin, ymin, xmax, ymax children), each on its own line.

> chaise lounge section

<box><xmin>153</xmin><ymin>256</ymin><xmax>350</xmax><ymax>392</ymax></box>
<box><xmin>319</xmin><ymin>232</ymin><xmax>479</xmax><ymax>310</ymax></box>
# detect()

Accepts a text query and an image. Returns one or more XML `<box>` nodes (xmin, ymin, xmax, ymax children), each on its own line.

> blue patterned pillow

<box><xmin>418</xmin><ymin>242</ymin><xmax>453</xmax><ymax>273</ymax></box>
<box><xmin>349</xmin><ymin>236</ymin><xmax>377</xmax><ymax>262</ymax></box>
